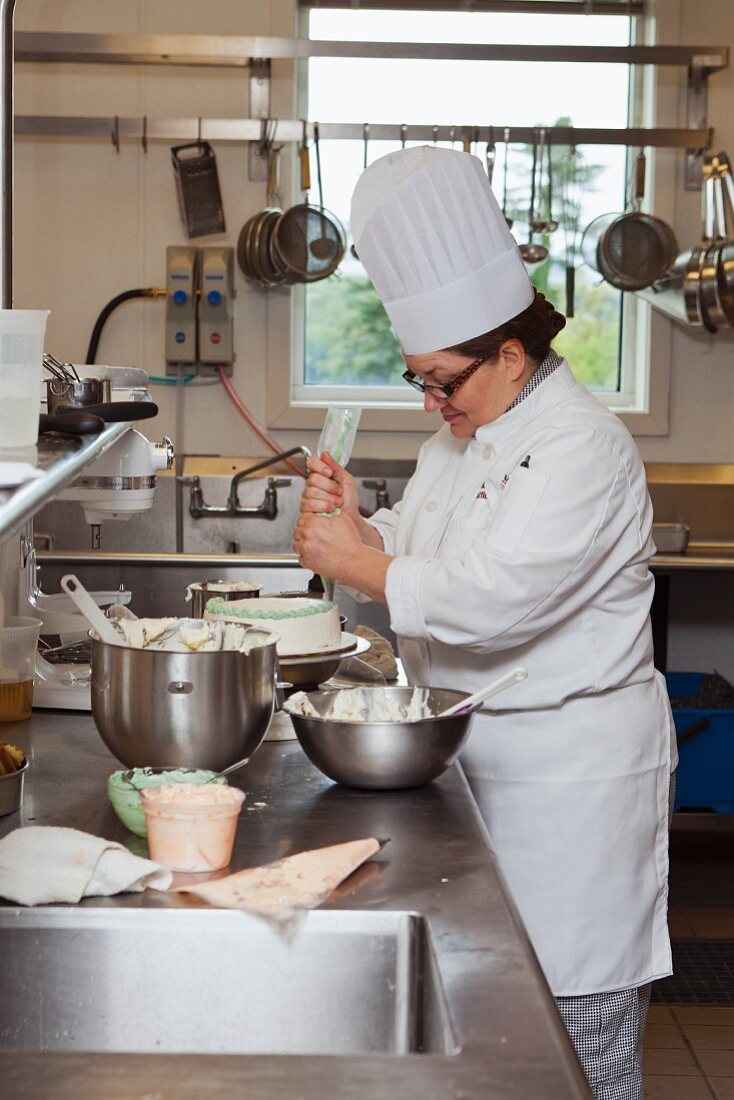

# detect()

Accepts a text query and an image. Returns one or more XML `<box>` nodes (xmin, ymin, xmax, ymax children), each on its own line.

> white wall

<box><xmin>11</xmin><ymin>0</ymin><xmax>734</xmax><ymax>463</ymax></box>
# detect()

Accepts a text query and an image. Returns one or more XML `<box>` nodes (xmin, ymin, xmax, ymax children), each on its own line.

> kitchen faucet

<box><xmin>187</xmin><ymin>445</ymin><xmax>311</xmax><ymax>520</ymax></box>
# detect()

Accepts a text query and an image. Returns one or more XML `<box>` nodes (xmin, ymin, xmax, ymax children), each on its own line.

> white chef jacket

<box><xmin>361</xmin><ymin>359</ymin><xmax>676</xmax><ymax>997</ymax></box>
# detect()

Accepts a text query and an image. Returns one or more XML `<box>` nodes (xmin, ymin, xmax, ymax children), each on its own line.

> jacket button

<box><xmin>483</xmin><ymin>445</ymin><xmax>493</xmax><ymax>460</ymax></box>
<box><xmin>426</xmin><ymin>500</ymin><xmax>438</xmax><ymax>512</ymax></box>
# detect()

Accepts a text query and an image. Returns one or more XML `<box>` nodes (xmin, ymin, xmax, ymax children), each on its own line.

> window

<box><xmin>267</xmin><ymin>4</ymin><xmax>668</xmax><ymax>436</ymax></box>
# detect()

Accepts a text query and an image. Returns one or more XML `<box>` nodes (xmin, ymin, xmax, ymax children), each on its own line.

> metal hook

<box><xmin>363</xmin><ymin>122</ymin><xmax>370</xmax><ymax>169</ymax></box>
<box><xmin>141</xmin><ymin>115</ymin><xmax>147</xmax><ymax>155</ymax></box>
<box><xmin>301</xmin><ymin>118</ymin><xmax>309</xmax><ymax>150</ymax></box>
<box><xmin>432</xmin><ymin>125</ymin><xmax>439</xmax><ymax>145</ymax></box>
<box><xmin>258</xmin><ymin>117</ymin><xmax>271</xmax><ymax>157</ymax></box>
<box><xmin>449</xmin><ymin>126</ymin><xmax>456</xmax><ymax>148</ymax></box>
<box><xmin>111</xmin><ymin>115</ymin><xmax>120</xmax><ymax>154</ymax></box>
<box><xmin>400</xmin><ymin>123</ymin><xmax>407</xmax><ymax>149</ymax></box>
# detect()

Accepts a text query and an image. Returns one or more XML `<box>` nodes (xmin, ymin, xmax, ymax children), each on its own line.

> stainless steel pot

<box><xmin>46</xmin><ymin>376</ymin><xmax>111</xmax><ymax>413</ymax></box>
<box><xmin>188</xmin><ymin>581</ymin><xmax>262</xmax><ymax>619</ymax></box>
<box><xmin>91</xmin><ymin>630</ymin><xmax>277</xmax><ymax>771</ymax></box>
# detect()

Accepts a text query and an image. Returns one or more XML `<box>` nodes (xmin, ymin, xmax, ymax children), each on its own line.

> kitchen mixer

<box><xmin>20</xmin><ymin>364</ymin><xmax>174</xmax><ymax>709</ymax></box>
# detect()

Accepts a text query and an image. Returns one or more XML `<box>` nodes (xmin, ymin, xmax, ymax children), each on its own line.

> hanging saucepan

<box><xmin>711</xmin><ymin>151</ymin><xmax>734</xmax><ymax>326</ymax></box>
<box><xmin>638</xmin><ymin>154</ymin><xmax>725</xmax><ymax>331</ymax></box>
<box><xmin>697</xmin><ymin>157</ymin><xmax>728</xmax><ymax>332</ymax></box>
<box><xmin>581</xmin><ymin>151</ymin><xmax>678</xmax><ymax>292</ymax></box>
<box><xmin>270</xmin><ymin>123</ymin><xmax>346</xmax><ymax>284</ymax></box>
<box><xmin>236</xmin><ymin>124</ymin><xmax>287</xmax><ymax>288</ymax></box>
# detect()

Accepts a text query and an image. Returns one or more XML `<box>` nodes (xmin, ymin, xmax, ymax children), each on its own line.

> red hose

<box><xmin>217</xmin><ymin>367</ymin><xmax>307</xmax><ymax>478</ymax></box>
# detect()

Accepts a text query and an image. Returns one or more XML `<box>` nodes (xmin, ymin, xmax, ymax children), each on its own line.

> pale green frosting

<box><xmin>206</xmin><ymin>598</ymin><xmax>335</xmax><ymax>621</ymax></box>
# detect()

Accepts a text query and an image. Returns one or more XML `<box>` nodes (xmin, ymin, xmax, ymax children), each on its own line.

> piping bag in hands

<box><xmin>316</xmin><ymin>407</ymin><xmax>362</xmax><ymax>600</ymax></box>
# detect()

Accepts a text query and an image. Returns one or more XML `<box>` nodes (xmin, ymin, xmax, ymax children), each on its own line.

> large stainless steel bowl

<box><xmin>91</xmin><ymin>630</ymin><xmax>277</xmax><ymax>771</ymax></box>
<box><xmin>289</xmin><ymin>686</ymin><xmax>475</xmax><ymax>790</ymax></box>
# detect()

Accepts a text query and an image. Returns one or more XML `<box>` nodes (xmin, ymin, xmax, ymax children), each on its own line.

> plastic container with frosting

<box><xmin>140</xmin><ymin>782</ymin><xmax>245</xmax><ymax>871</ymax></box>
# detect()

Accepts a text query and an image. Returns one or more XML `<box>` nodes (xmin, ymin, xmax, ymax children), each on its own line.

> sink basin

<box><xmin>0</xmin><ymin>907</ymin><xmax>456</xmax><ymax>1056</ymax></box>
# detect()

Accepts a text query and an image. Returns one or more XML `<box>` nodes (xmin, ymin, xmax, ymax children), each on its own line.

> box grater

<box><xmin>171</xmin><ymin>142</ymin><xmax>226</xmax><ymax>238</ymax></box>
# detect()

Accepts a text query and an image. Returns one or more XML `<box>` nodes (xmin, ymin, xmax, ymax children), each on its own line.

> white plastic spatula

<box><xmin>437</xmin><ymin>666</ymin><xmax>528</xmax><ymax>718</ymax></box>
<box><xmin>60</xmin><ymin>574</ymin><xmax>122</xmax><ymax>646</ymax></box>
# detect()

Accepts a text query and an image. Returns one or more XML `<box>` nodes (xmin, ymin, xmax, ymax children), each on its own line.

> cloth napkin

<box><xmin>170</xmin><ymin>837</ymin><xmax>385</xmax><ymax>922</ymax></box>
<box><xmin>0</xmin><ymin>826</ymin><xmax>172</xmax><ymax>905</ymax></box>
<box><xmin>0</xmin><ymin>462</ymin><xmax>43</xmax><ymax>489</ymax></box>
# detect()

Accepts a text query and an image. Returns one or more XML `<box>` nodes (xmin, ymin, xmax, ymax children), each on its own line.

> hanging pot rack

<box><xmin>15</xmin><ymin>116</ymin><xmax>713</xmax><ymax>152</ymax></box>
<box><xmin>13</xmin><ymin>31</ymin><xmax>728</xmax><ymax>185</ymax></box>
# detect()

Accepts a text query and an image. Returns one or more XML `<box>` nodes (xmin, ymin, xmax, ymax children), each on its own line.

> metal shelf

<box><xmin>13</xmin><ymin>31</ymin><xmax>729</xmax><ymax>70</ymax></box>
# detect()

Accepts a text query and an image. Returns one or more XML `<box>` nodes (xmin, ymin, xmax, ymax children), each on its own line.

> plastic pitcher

<box><xmin>0</xmin><ymin>616</ymin><xmax>42</xmax><ymax>721</ymax></box>
<box><xmin>0</xmin><ymin>310</ymin><xmax>50</xmax><ymax>448</ymax></box>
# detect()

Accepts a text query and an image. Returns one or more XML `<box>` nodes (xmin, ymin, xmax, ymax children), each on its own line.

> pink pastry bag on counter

<box><xmin>167</xmin><ymin>837</ymin><xmax>387</xmax><ymax>922</ymax></box>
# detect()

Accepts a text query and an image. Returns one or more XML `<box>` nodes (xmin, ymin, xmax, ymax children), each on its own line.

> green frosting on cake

<box><xmin>205</xmin><ymin>598</ymin><xmax>335</xmax><ymax>621</ymax></box>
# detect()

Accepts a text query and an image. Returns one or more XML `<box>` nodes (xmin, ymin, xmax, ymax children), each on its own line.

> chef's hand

<box><xmin>299</xmin><ymin>451</ymin><xmax>361</xmax><ymax>523</ymax></box>
<box><xmin>294</xmin><ymin>510</ymin><xmax>363</xmax><ymax>579</ymax></box>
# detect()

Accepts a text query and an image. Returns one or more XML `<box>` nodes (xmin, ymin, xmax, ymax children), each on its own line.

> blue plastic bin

<box><xmin>666</xmin><ymin>672</ymin><xmax>734</xmax><ymax>813</ymax></box>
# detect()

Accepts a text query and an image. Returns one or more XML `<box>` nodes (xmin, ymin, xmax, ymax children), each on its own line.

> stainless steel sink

<box><xmin>0</xmin><ymin>907</ymin><xmax>456</xmax><ymax>1057</ymax></box>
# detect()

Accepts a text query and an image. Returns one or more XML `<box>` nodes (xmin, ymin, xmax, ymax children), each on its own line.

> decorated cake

<box><xmin>204</xmin><ymin>597</ymin><xmax>342</xmax><ymax>657</ymax></box>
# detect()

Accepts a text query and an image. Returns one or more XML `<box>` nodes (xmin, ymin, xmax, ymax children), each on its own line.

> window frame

<box><xmin>266</xmin><ymin>4</ymin><xmax>671</xmax><ymax>438</ymax></box>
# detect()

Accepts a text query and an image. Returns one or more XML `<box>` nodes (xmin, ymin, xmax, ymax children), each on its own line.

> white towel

<box><xmin>0</xmin><ymin>826</ymin><xmax>172</xmax><ymax>905</ymax></box>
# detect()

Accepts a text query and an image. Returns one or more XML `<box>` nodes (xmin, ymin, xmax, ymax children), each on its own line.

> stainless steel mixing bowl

<box><xmin>289</xmin><ymin>686</ymin><xmax>476</xmax><ymax>790</ymax></box>
<box><xmin>91</xmin><ymin>630</ymin><xmax>277</xmax><ymax>771</ymax></box>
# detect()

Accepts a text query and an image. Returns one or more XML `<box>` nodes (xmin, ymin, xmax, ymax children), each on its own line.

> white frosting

<box><xmin>141</xmin><ymin>783</ymin><xmax>242</xmax><ymax>806</ymax></box>
<box><xmin>285</xmin><ymin>686</ymin><xmax>431</xmax><ymax>722</ymax></box>
<box><xmin>204</xmin><ymin>597</ymin><xmax>342</xmax><ymax>657</ymax></box>
<box><xmin>114</xmin><ymin>617</ymin><xmax>276</xmax><ymax>653</ymax></box>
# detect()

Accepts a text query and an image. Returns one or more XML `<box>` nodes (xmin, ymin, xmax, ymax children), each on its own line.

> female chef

<box><xmin>294</xmin><ymin>146</ymin><xmax>676</xmax><ymax>1100</ymax></box>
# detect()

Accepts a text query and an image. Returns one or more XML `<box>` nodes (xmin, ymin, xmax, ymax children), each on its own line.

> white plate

<box><xmin>278</xmin><ymin>632</ymin><xmax>370</xmax><ymax>666</ymax></box>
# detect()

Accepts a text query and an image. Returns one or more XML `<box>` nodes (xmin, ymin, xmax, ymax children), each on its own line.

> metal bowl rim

<box><xmin>0</xmin><ymin>758</ymin><xmax>28</xmax><ymax>781</ymax></box>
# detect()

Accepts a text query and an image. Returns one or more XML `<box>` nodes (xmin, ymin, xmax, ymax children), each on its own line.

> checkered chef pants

<box><xmin>556</xmin><ymin>772</ymin><xmax>676</xmax><ymax>1098</ymax></box>
<box><xmin>556</xmin><ymin>984</ymin><xmax>652</xmax><ymax>1100</ymax></box>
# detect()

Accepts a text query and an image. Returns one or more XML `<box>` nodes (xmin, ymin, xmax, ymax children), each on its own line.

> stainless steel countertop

<box><xmin>0</xmin><ymin>710</ymin><xmax>591</xmax><ymax>1099</ymax></box>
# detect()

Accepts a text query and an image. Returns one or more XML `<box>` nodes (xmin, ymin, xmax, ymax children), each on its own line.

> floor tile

<box><xmin>675</xmin><ymin>1009</ymin><xmax>734</xmax><ymax>1027</ymax></box>
<box><xmin>670</xmin><ymin>916</ymin><xmax>698</xmax><ymax>937</ymax></box>
<box><xmin>686</xmin><ymin>1026</ymin><xmax>734</xmax><ymax>1051</ymax></box>
<box><xmin>674</xmin><ymin>910</ymin><xmax>734</xmax><ymax>922</ymax></box>
<box><xmin>697</xmin><ymin>1050</ymin><xmax>734</xmax><ymax>1076</ymax></box>
<box><xmin>689</xmin><ymin>919</ymin><xmax>734</xmax><ymax>939</ymax></box>
<box><xmin>643</xmin><ymin>1075</ymin><xmax>713</xmax><ymax>1099</ymax></box>
<box><xmin>711</xmin><ymin>1079</ymin><xmax>734</xmax><ymax>1098</ymax></box>
<box><xmin>644</xmin><ymin>1047</ymin><xmax>700</xmax><ymax>1075</ymax></box>
<box><xmin>648</xmin><ymin>1006</ymin><xmax>675</xmax><ymax>1023</ymax></box>
<box><xmin>645</xmin><ymin>1023</ymin><xmax>686</xmax><ymax>1048</ymax></box>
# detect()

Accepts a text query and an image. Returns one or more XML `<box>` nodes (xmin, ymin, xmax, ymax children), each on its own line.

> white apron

<box><xmin>363</xmin><ymin>362</ymin><xmax>676</xmax><ymax>997</ymax></box>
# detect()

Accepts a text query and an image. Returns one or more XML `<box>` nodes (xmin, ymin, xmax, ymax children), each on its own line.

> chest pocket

<box><xmin>486</xmin><ymin>467</ymin><xmax>549</xmax><ymax>555</ymax></box>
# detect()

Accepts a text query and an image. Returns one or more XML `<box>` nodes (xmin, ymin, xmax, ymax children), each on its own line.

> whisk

<box><xmin>43</xmin><ymin>352</ymin><xmax>80</xmax><ymax>383</ymax></box>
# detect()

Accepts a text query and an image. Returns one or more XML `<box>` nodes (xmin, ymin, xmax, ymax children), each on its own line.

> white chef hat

<box><xmin>351</xmin><ymin>146</ymin><xmax>534</xmax><ymax>355</ymax></box>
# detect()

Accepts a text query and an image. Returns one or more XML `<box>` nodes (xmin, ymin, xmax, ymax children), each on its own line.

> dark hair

<box><xmin>447</xmin><ymin>290</ymin><xmax>566</xmax><ymax>364</ymax></box>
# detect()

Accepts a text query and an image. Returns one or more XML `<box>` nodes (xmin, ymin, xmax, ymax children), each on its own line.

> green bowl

<box><xmin>107</xmin><ymin>767</ymin><xmax>227</xmax><ymax>838</ymax></box>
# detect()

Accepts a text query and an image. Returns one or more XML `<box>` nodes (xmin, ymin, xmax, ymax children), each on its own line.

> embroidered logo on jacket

<box><xmin>476</xmin><ymin>482</ymin><xmax>488</xmax><ymax>500</ymax></box>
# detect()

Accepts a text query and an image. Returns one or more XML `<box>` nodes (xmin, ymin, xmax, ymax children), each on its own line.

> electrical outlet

<box><xmin>198</xmin><ymin>246</ymin><xmax>235</xmax><ymax>376</ymax></box>
<box><xmin>165</xmin><ymin>245</ymin><xmax>199</xmax><ymax>375</ymax></box>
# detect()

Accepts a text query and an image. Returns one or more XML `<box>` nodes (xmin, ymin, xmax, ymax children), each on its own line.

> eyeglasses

<box><xmin>402</xmin><ymin>355</ymin><xmax>491</xmax><ymax>399</ymax></box>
